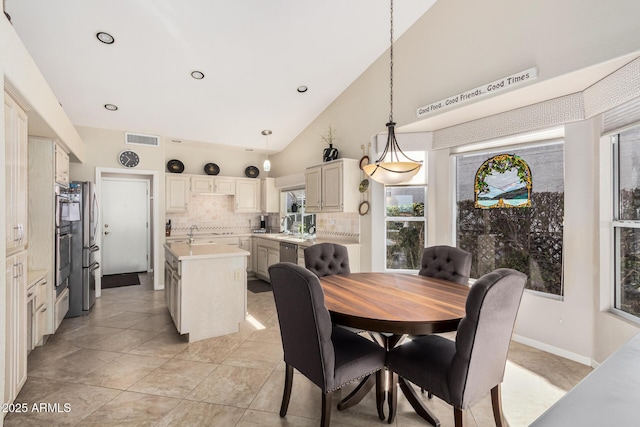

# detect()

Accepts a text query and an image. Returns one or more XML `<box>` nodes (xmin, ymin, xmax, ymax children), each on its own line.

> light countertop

<box><xmin>164</xmin><ymin>242</ymin><xmax>250</xmax><ymax>260</ymax></box>
<box><xmin>166</xmin><ymin>232</ymin><xmax>359</xmax><ymax>247</ymax></box>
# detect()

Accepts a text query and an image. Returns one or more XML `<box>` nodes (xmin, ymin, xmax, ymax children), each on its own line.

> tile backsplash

<box><xmin>167</xmin><ymin>194</ymin><xmax>266</xmax><ymax>234</ymax></box>
<box><xmin>167</xmin><ymin>194</ymin><xmax>360</xmax><ymax>240</ymax></box>
<box><xmin>316</xmin><ymin>212</ymin><xmax>360</xmax><ymax>240</ymax></box>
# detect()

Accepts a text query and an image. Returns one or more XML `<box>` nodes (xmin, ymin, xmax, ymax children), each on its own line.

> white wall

<box><xmin>1</xmin><ymin>14</ymin><xmax>84</xmax><ymax>161</ymax></box>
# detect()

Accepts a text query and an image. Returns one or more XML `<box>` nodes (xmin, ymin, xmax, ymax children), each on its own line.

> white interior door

<box><xmin>101</xmin><ymin>178</ymin><xmax>149</xmax><ymax>275</ymax></box>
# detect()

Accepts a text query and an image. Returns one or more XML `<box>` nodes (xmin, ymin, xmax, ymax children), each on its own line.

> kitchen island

<box><xmin>163</xmin><ymin>242</ymin><xmax>249</xmax><ymax>342</ymax></box>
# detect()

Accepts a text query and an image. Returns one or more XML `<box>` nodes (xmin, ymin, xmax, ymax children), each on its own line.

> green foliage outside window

<box><xmin>387</xmin><ymin>202</ymin><xmax>425</xmax><ymax>270</ymax></box>
<box><xmin>457</xmin><ymin>192</ymin><xmax>564</xmax><ymax>294</ymax></box>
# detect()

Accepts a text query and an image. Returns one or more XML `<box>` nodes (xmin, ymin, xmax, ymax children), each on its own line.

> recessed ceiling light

<box><xmin>297</xmin><ymin>86</ymin><xmax>308</xmax><ymax>93</ymax></box>
<box><xmin>104</xmin><ymin>104</ymin><xmax>118</xmax><ymax>111</ymax></box>
<box><xmin>245</xmin><ymin>148</ymin><xmax>254</xmax><ymax>152</ymax></box>
<box><xmin>96</xmin><ymin>32</ymin><xmax>115</xmax><ymax>44</ymax></box>
<box><xmin>191</xmin><ymin>71</ymin><xmax>205</xmax><ymax>80</ymax></box>
<box><xmin>171</xmin><ymin>139</ymin><xmax>182</xmax><ymax>143</ymax></box>
<box><xmin>261</xmin><ymin>129</ymin><xmax>272</xmax><ymax>136</ymax></box>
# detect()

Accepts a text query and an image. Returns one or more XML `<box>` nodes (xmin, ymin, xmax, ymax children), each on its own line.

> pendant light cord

<box><xmin>389</xmin><ymin>0</ymin><xmax>394</xmax><ymax>123</ymax></box>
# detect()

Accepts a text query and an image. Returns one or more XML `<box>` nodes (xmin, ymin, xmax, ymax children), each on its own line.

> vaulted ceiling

<box><xmin>5</xmin><ymin>0</ymin><xmax>436</xmax><ymax>153</ymax></box>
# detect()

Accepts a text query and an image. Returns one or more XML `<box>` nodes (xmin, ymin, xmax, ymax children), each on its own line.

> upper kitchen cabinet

<box><xmin>190</xmin><ymin>176</ymin><xmax>235</xmax><ymax>195</ymax></box>
<box><xmin>166</xmin><ymin>175</ymin><xmax>190</xmax><ymax>213</ymax></box>
<box><xmin>235</xmin><ymin>178</ymin><xmax>260</xmax><ymax>213</ymax></box>
<box><xmin>190</xmin><ymin>176</ymin><xmax>213</xmax><ymax>193</ymax></box>
<box><xmin>305</xmin><ymin>159</ymin><xmax>360</xmax><ymax>213</ymax></box>
<box><xmin>5</xmin><ymin>91</ymin><xmax>28</xmax><ymax>253</ymax></box>
<box><xmin>213</xmin><ymin>177</ymin><xmax>235</xmax><ymax>195</ymax></box>
<box><xmin>261</xmin><ymin>177</ymin><xmax>279</xmax><ymax>213</ymax></box>
<box><xmin>54</xmin><ymin>144</ymin><xmax>70</xmax><ymax>187</ymax></box>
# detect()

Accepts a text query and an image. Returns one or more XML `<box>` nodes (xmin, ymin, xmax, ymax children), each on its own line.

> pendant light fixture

<box><xmin>363</xmin><ymin>0</ymin><xmax>422</xmax><ymax>185</ymax></box>
<box><xmin>262</xmin><ymin>129</ymin><xmax>272</xmax><ymax>172</ymax></box>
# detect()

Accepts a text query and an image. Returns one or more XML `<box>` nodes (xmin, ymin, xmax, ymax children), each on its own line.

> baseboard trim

<box><xmin>512</xmin><ymin>334</ymin><xmax>593</xmax><ymax>366</ymax></box>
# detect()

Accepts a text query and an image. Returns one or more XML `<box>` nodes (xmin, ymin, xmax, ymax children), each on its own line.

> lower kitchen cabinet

<box><xmin>239</xmin><ymin>237</ymin><xmax>252</xmax><ymax>272</ymax></box>
<box><xmin>5</xmin><ymin>251</ymin><xmax>27</xmax><ymax>407</ymax></box>
<box><xmin>164</xmin><ymin>244</ymin><xmax>247</xmax><ymax>342</ymax></box>
<box><xmin>54</xmin><ymin>287</ymin><xmax>69</xmax><ymax>331</ymax></box>
<box><xmin>164</xmin><ymin>260</ymin><xmax>181</xmax><ymax>331</ymax></box>
<box><xmin>255</xmin><ymin>238</ymin><xmax>279</xmax><ymax>282</ymax></box>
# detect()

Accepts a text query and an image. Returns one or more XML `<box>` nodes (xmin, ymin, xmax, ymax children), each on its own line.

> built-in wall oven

<box><xmin>55</xmin><ymin>185</ymin><xmax>71</xmax><ymax>297</ymax></box>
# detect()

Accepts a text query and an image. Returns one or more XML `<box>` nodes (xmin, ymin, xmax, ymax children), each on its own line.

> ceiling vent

<box><xmin>125</xmin><ymin>132</ymin><xmax>159</xmax><ymax>147</ymax></box>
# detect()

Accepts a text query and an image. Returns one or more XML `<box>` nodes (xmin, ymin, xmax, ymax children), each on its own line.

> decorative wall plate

<box><xmin>245</xmin><ymin>166</ymin><xmax>260</xmax><ymax>178</ymax></box>
<box><xmin>358</xmin><ymin>201</ymin><xmax>370</xmax><ymax>216</ymax></box>
<box><xmin>204</xmin><ymin>163</ymin><xmax>220</xmax><ymax>175</ymax></box>
<box><xmin>359</xmin><ymin>178</ymin><xmax>369</xmax><ymax>193</ymax></box>
<box><xmin>167</xmin><ymin>159</ymin><xmax>184</xmax><ymax>173</ymax></box>
<box><xmin>359</xmin><ymin>155</ymin><xmax>370</xmax><ymax>170</ymax></box>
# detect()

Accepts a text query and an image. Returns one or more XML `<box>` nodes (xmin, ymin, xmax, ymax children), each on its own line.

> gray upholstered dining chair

<box><xmin>304</xmin><ymin>242</ymin><xmax>351</xmax><ymax>277</ymax></box>
<box><xmin>386</xmin><ymin>268</ymin><xmax>527</xmax><ymax>427</ymax></box>
<box><xmin>419</xmin><ymin>245</ymin><xmax>472</xmax><ymax>286</ymax></box>
<box><xmin>269</xmin><ymin>262</ymin><xmax>386</xmax><ymax>426</ymax></box>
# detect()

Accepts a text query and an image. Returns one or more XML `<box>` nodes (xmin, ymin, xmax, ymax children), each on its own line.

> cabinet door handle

<box><xmin>41</xmin><ymin>307</ymin><xmax>47</xmax><ymax>313</ymax></box>
<box><xmin>27</xmin><ymin>291</ymin><xmax>33</xmax><ymax>297</ymax></box>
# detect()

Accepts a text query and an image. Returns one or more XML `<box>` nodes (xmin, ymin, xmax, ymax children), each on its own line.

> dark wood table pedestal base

<box><xmin>336</xmin><ymin>372</ymin><xmax>385</xmax><ymax>420</ymax></box>
<box><xmin>388</xmin><ymin>375</ymin><xmax>441</xmax><ymax>426</ymax></box>
<box><xmin>336</xmin><ymin>331</ymin><xmax>441</xmax><ymax>426</ymax></box>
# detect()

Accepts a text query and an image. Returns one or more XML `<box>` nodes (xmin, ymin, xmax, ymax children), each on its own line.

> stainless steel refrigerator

<box><xmin>66</xmin><ymin>181</ymin><xmax>100</xmax><ymax>317</ymax></box>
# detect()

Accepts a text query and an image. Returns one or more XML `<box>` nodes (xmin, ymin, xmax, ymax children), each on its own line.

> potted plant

<box><xmin>321</xmin><ymin>126</ymin><xmax>339</xmax><ymax>162</ymax></box>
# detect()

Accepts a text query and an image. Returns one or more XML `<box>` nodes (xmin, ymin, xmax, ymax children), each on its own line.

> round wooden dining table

<box><xmin>319</xmin><ymin>272</ymin><xmax>470</xmax><ymax>425</ymax></box>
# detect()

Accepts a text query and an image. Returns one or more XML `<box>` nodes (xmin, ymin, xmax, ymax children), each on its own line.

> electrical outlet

<box><xmin>234</xmin><ymin>270</ymin><xmax>242</xmax><ymax>281</ymax></box>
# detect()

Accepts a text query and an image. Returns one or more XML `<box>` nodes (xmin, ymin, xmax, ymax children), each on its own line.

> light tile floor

<box><xmin>5</xmin><ymin>274</ymin><xmax>592</xmax><ymax>426</ymax></box>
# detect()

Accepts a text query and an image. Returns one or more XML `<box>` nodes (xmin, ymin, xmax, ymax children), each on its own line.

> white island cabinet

<box><xmin>164</xmin><ymin>242</ymin><xmax>249</xmax><ymax>342</ymax></box>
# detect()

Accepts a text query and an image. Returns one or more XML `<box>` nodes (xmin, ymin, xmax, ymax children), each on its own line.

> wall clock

<box><xmin>118</xmin><ymin>150</ymin><xmax>140</xmax><ymax>168</ymax></box>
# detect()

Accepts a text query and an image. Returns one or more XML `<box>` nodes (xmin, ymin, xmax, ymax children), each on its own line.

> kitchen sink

<box><xmin>282</xmin><ymin>237</ymin><xmax>307</xmax><ymax>243</ymax></box>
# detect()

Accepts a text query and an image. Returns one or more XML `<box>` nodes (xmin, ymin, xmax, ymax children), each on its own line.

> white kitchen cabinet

<box><xmin>28</xmin><ymin>137</ymin><xmax>60</xmax><ymax>338</ymax></box>
<box><xmin>164</xmin><ymin>244</ymin><xmax>247</xmax><ymax>341</ymax></box>
<box><xmin>166</xmin><ymin>175</ymin><xmax>190</xmax><ymax>212</ymax></box>
<box><xmin>5</xmin><ymin>91</ymin><xmax>28</xmax><ymax>252</ymax></box>
<box><xmin>255</xmin><ymin>237</ymin><xmax>280</xmax><ymax>282</ymax></box>
<box><xmin>164</xmin><ymin>255</ymin><xmax>182</xmax><ymax>331</ymax></box>
<box><xmin>251</xmin><ymin>237</ymin><xmax>258</xmax><ymax>273</ymax></box>
<box><xmin>239</xmin><ymin>237</ymin><xmax>252</xmax><ymax>272</ymax></box>
<box><xmin>27</xmin><ymin>273</ymin><xmax>49</xmax><ymax>349</ymax></box>
<box><xmin>235</xmin><ymin>178</ymin><xmax>260</xmax><ymax>213</ymax></box>
<box><xmin>190</xmin><ymin>176</ymin><xmax>213</xmax><ymax>193</ymax></box>
<box><xmin>304</xmin><ymin>159</ymin><xmax>360</xmax><ymax>213</ymax></box>
<box><xmin>54</xmin><ymin>287</ymin><xmax>69</xmax><ymax>331</ymax></box>
<box><xmin>189</xmin><ymin>175</ymin><xmax>235</xmax><ymax>195</ymax></box>
<box><xmin>213</xmin><ymin>177</ymin><xmax>235</xmax><ymax>195</ymax></box>
<box><xmin>54</xmin><ymin>143</ymin><xmax>70</xmax><ymax>186</ymax></box>
<box><xmin>261</xmin><ymin>178</ymin><xmax>280</xmax><ymax>213</ymax></box>
<box><xmin>305</xmin><ymin>165</ymin><xmax>322</xmax><ymax>212</ymax></box>
<box><xmin>256</xmin><ymin>246</ymin><xmax>268</xmax><ymax>278</ymax></box>
<box><xmin>5</xmin><ymin>251</ymin><xmax>27</xmax><ymax>407</ymax></box>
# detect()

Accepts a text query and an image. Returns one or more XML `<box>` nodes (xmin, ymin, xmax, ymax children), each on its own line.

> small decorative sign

<box><xmin>416</xmin><ymin>67</ymin><xmax>538</xmax><ymax>118</ymax></box>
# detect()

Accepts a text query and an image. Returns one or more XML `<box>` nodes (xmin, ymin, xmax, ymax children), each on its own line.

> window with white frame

<box><xmin>385</xmin><ymin>185</ymin><xmax>427</xmax><ymax>271</ymax></box>
<box><xmin>455</xmin><ymin>141</ymin><xmax>565</xmax><ymax>295</ymax></box>
<box><xmin>613</xmin><ymin>127</ymin><xmax>640</xmax><ymax>318</ymax></box>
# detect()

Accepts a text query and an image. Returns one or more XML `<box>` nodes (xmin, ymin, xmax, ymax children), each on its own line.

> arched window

<box><xmin>474</xmin><ymin>153</ymin><xmax>532</xmax><ymax>208</ymax></box>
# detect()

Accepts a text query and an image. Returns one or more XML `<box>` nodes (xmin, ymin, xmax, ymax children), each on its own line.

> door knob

<box><xmin>104</xmin><ymin>231</ymin><xmax>110</xmax><ymax>235</ymax></box>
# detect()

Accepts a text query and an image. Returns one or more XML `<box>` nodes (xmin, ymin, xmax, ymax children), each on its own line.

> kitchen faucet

<box><xmin>188</xmin><ymin>225</ymin><xmax>199</xmax><ymax>244</ymax></box>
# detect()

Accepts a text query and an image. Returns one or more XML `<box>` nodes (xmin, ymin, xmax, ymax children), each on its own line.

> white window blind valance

<box><xmin>374</xmin><ymin>131</ymin><xmax>432</xmax><ymax>157</ymax></box>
